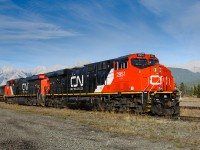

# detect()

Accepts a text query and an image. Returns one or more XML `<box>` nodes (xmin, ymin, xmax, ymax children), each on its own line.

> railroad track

<box><xmin>179</xmin><ymin>106</ymin><xmax>200</xmax><ymax>121</ymax></box>
<box><xmin>177</xmin><ymin>116</ymin><xmax>200</xmax><ymax>122</ymax></box>
<box><xmin>180</xmin><ymin>106</ymin><xmax>200</xmax><ymax>110</ymax></box>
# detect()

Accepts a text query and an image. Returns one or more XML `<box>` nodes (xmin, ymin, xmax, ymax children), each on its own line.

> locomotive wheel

<box><xmin>26</xmin><ymin>98</ymin><xmax>33</xmax><ymax>106</ymax></box>
<box><xmin>59</xmin><ymin>98</ymin><xmax>65</xmax><ymax>108</ymax></box>
<box><xmin>51</xmin><ymin>98</ymin><xmax>64</xmax><ymax>108</ymax></box>
<box><xmin>134</xmin><ymin>105</ymin><xmax>143</xmax><ymax>114</ymax></box>
<box><xmin>119</xmin><ymin>105</ymin><xmax>127</xmax><ymax>113</ymax></box>
<box><xmin>105</xmin><ymin>103</ymin><xmax>112</xmax><ymax>112</ymax></box>
<box><xmin>173</xmin><ymin>104</ymin><xmax>180</xmax><ymax>116</ymax></box>
<box><xmin>97</xmin><ymin>99</ymin><xmax>109</xmax><ymax>112</ymax></box>
<box><xmin>53</xmin><ymin>101</ymin><xmax>58</xmax><ymax>108</ymax></box>
<box><xmin>4</xmin><ymin>96</ymin><xmax>8</xmax><ymax>104</ymax></box>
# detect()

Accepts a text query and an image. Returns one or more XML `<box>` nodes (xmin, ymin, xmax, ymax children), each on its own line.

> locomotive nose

<box><xmin>150</xmin><ymin>64</ymin><xmax>174</xmax><ymax>91</ymax></box>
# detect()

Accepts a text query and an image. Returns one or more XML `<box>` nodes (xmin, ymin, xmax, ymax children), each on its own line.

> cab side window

<box><xmin>115</xmin><ymin>59</ymin><xmax>128</xmax><ymax>70</ymax></box>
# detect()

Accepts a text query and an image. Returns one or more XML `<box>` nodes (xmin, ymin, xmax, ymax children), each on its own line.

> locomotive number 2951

<box><xmin>116</xmin><ymin>71</ymin><xmax>125</xmax><ymax>78</ymax></box>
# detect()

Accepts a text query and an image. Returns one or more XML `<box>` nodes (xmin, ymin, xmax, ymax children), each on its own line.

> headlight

<box><xmin>158</xmin><ymin>86</ymin><xmax>162</xmax><ymax>91</ymax></box>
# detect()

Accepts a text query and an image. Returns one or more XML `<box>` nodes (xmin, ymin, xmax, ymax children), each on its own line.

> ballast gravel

<box><xmin>0</xmin><ymin>108</ymin><xmax>195</xmax><ymax>150</ymax></box>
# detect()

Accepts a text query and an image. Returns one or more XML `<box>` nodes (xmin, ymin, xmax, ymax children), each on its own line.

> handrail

<box><xmin>142</xmin><ymin>77</ymin><xmax>161</xmax><ymax>104</ymax></box>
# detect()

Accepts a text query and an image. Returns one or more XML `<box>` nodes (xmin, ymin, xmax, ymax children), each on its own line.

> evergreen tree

<box><xmin>197</xmin><ymin>84</ymin><xmax>200</xmax><ymax>98</ymax></box>
<box><xmin>179</xmin><ymin>82</ymin><xmax>185</xmax><ymax>96</ymax></box>
<box><xmin>190</xmin><ymin>87</ymin><xmax>194</xmax><ymax>96</ymax></box>
<box><xmin>194</xmin><ymin>85</ymin><xmax>197</xmax><ymax>96</ymax></box>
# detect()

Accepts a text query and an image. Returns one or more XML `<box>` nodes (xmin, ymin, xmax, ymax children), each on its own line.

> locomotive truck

<box><xmin>0</xmin><ymin>53</ymin><xmax>180</xmax><ymax>116</ymax></box>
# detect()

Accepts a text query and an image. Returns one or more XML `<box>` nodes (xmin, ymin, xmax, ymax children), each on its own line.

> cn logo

<box><xmin>150</xmin><ymin>75</ymin><xmax>162</xmax><ymax>85</ymax></box>
<box><xmin>22</xmin><ymin>83</ymin><xmax>29</xmax><ymax>91</ymax></box>
<box><xmin>70</xmin><ymin>75</ymin><xmax>84</xmax><ymax>87</ymax></box>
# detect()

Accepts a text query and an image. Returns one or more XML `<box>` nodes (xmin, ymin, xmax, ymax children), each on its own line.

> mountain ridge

<box><xmin>0</xmin><ymin>66</ymin><xmax>65</xmax><ymax>85</ymax></box>
<box><xmin>167</xmin><ymin>60</ymin><xmax>200</xmax><ymax>73</ymax></box>
<box><xmin>168</xmin><ymin>67</ymin><xmax>200</xmax><ymax>86</ymax></box>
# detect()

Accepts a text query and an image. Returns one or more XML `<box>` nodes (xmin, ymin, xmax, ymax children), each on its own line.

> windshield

<box><xmin>149</xmin><ymin>59</ymin><xmax>159</xmax><ymax>66</ymax></box>
<box><xmin>131</xmin><ymin>58</ymin><xmax>159</xmax><ymax>69</ymax></box>
<box><xmin>131</xmin><ymin>59</ymin><xmax>148</xmax><ymax>69</ymax></box>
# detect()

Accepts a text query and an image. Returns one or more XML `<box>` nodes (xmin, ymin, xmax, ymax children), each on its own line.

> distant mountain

<box><xmin>168</xmin><ymin>67</ymin><xmax>200</xmax><ymax>86</ymax></box>
<box><xmin>167</xmin><ymin>60</ymin><xmax>200</xmax><ymax>73</ymax></box>
<box><xmin>30</xmin><ymin>65</ymin><xmax>65</xmax><ymax>75</ymax></box>
<box><xmin>166</xmin><ymin>60</ymin><xmax>200</xmax><ymax>86</ymax></box>
<box><xmin>0</xmin><ymin>66</ymin><xmax>65</xmax><ymax>85</ymax></box>
<box><xmin>0</xmin><ymin>66</ymin><xmax>30</xmax><ymax>86</ymax></box>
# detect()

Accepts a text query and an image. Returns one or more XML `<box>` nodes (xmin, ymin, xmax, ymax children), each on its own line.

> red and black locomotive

<box><xmin>0</xmin><ymin>53</ymin><xmax>180</xmax><ymax>115</ymax></box>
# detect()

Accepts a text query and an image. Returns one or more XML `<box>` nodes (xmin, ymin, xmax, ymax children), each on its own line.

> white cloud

<box><xmin>140</xmin><ymin>0</ymin><xmax>200</xmax><ymax>52</ymax></box>
<box><xmin>0</xmin><ymin>15</ymin><xmax>79</xmax><ymax>41</ymax></box>
<box><xmin>139</xmin><ymin>0</ymin><xmax>187</xmax><ymax>16</ymax></box>
<box><xmin>0</xmin><ymin>0</ymin><xmax>80</xmax><ymax>41</ymax></box>
<box><xmin>64</xmin><ymin>1</ymin><xmax>131</xmax><ymax>32</ymax></box>
<box><xmin>0</xmin><ymin>0</ymin><xmax>22</xmax><ymax>11</ymax></box>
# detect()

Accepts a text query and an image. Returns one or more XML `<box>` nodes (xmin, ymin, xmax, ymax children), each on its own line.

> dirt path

<box><xmin>0</xmin><ymin>107</ymin><xmax>196</xmax><ymax>150</ymax></box>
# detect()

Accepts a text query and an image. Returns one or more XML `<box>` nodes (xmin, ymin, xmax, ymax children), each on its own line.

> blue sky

<box><xmin>1</xmin><ymin>0</ymin><xmax>200</xmax><ymax>70</ymax></box>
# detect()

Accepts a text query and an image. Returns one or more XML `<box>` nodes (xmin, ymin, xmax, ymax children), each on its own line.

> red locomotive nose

<box><xmin>150</xmin><ymin>65</ymin><xmax>174</xmax><ymax>91</ymax></box>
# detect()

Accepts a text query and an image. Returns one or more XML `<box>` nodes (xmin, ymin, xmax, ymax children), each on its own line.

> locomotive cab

<box><xmin>128</xmin><ymin>53</ymin><xmax>175</xmax><ymax>92</ymax></box>
<box><xmin>128</xmin><ymin>53</ymin><xmax>179</xmax><ymax>115</ymax></box>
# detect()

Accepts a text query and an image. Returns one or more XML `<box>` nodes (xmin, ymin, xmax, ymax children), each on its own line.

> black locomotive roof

<box><xmin>26</xmin><ymin>75</ymin><xmax>39</xmax><ymax>80</ymax></box>
<box><xmin>46</xmin><ymin>54</ymin><xmax>131</xmax><ymax>77</ymax></box>
<box><xmin>84</xmin><ymin>54</ymin><xmax>130</xmax><ymax>66</ymax></box>
<box><xmin>46</xmin><ymin>68</ymin><xmax>70</xmax><ymax>77</ymax></box>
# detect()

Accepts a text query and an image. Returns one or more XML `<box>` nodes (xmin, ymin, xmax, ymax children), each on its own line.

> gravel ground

<box><xmin>180</xmin><ymin>97</ymin><xmax>200</xmax><ymax>107</ymax></box>
<box><xmin>0</xmin><ymin>108</ymin><xmax>192</xmax><ymax>150</ymax></box>
<box><xmin>180</xmin><ymin>101</ymin><xmax>200</xmax><ymax>107</ymax></box>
